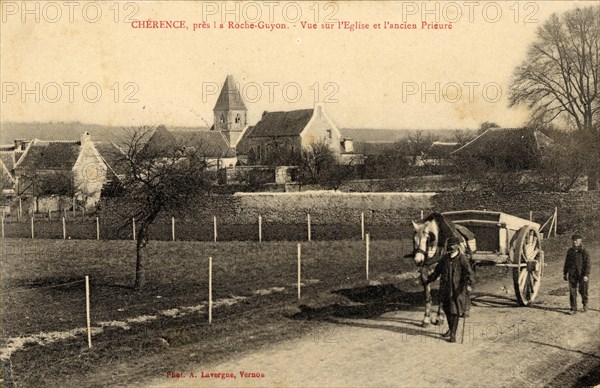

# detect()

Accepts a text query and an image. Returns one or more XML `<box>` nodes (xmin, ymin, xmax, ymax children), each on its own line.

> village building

<box><xmin>423</xmin><ymin>141</ymin><xmax>461</xmax><ymax>166</ymax></box>
<box><xmin>10</xmin><ymin>132</ymin><xmax>125</xmax><ymax>211</ymax></box>
<box><xmin>451</xmin><ymin>127</ymin><xmax>554</xmax><ymax>169</ymax></box>
<box><xmin>236</xmin><ymin>106</ymin><xmax>360</xmax><ymax>165</ymax></box>
<box><xmin>142</xmin><ymin>125</ymin><xmax>237</xmax><ymax>170</ymax></box>
<box><xmin>210</xmin><ymin>74</ymin><xmax>249</xmax><ymax>148</ymax></box>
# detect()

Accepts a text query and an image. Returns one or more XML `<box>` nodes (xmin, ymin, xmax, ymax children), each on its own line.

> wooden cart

<box><xmin>442</xmin><ymin>210</ymin><xmax>544</xmax><ymax>306</ymax></box>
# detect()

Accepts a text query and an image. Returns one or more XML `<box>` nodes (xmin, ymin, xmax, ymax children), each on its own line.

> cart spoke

<box><xmin>519</xmin><ymin>269</ymin><xmax>528</xmax><ymax>290</ymax></box>
<box><xmin>526</xmin><ymin>273</ymin><xmax>535</xmax><ymax>298</ymax></box>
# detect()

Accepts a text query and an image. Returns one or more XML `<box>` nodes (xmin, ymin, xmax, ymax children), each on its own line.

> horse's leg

<box><xmin>422</xmin><ymin>281</ymin><xmax>432</xmax><ymax>327</ymax></box>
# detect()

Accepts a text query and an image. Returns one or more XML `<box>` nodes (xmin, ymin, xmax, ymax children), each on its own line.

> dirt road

<box><xmin>146</xmin><ymin>241</ymin><xmax>600</xmax><ymax>388</ymax></box>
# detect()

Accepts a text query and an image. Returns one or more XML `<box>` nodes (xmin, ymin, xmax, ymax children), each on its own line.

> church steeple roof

<box><xmin>213</xmin><ymin>75</ymin><xmax>247</xmax><ymax>111</ymax></box>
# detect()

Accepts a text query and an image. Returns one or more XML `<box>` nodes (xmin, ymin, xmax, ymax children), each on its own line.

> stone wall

<box><xmin>197</xmin><ymin>190</ymin><xmax>599</xmax><ymax>235</ymax></box>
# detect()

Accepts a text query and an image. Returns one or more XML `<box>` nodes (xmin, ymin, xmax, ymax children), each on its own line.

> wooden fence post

<box><xmin>132</xmin><ymin>218</ymin><xmax>136</xmax><ymax>241</ymax></box>
<box><xmin>208</xmin><ymin>257</ymin><xmax>213</xmax><ymax>324</ymax></box>
<box><xmin>297</xmin><ymin>243</ymin><xmax>302</xmax><ymax>300</ymax></box>
<box><xmin>72</xmin><ymin>198</ymin><xmax>75</xmax><ymax>218</ymax></box>
<box><xmin>213</xmin><ymin>216</ymin><xmax>217</xmax><ymax>242</ymax></box>
<box><xmin>1</xmin><ymin>216</ymin><xmax>4</xmax><ymax>238</ymax></box>
<box><xmin>62</xmin><ymin>217</ymin><xmax>66</xmax><ymax>239</ymax></box>
<box><xmin>31</xmin><ymin>216</ymin><xmax>34</xmax><ymax>239</ymax></box>
<box><xmin>48</xmin><ymin>209</ymin><xmax>51</xmax><ymax>221</ymax></box>
<box><xmin>19</xmin><ymin>197</ymin><xmax>22</xmax><ymax>221</ymax></box>
<box><xmin>420</xmin><ymin>210</ymin><xmax>424</xmax><ymax>219</ymax></box>
<box><xmin>171</xmin><ymin>217</ymin><xmax>175</xmax><ymax>241</ymax></box>
<box><xmin>96</xmin><ymin>217</ymin><xmax>100</xmax><ymax>240</ymax></box>
<box><xmin>85</xmin><ymin>275</ymin><xmax>92</xmax><ymax>348</ymax></box>
<box><xmin>366</xmin><ymin>233</ymin><xmax>370</xmax><ymax>281</ymax></box>
<box><xmin>307</xmin><ymin>213</ymin><xmax>311</xmax><ymax>242</ymax></box>
<box><xmin>258</xmin><ymin>214</ymin><xmax>262</xmax><ymax>243</ymax></box>
<box><xmin>361</xmin><ymin>212</ymin><xmax>365</xmax><ymax>241</ymax></box>
<box><xmin>529</xmin><ymin>211</ymin><xmax>533</xmax><ymax>222</ymax></box>
<box><xmin>553</xmin><ymin>207</ymin><xmax>558</xmax><ymax>237</ymax></box>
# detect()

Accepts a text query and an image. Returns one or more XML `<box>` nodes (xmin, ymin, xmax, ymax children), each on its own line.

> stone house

<box><xmin>236</xmin><ymin>105</ymin><xmax>358</xmax><ymax>165</ymax></box>
<box><xmin>12</xmin><ymin>132</ymin><xmax>124</xmax><ymax>210</ymax></box>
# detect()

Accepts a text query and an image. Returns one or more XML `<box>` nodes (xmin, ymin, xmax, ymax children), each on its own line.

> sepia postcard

<box><xmin>1</xmin><ymin>1</ymin><xmax>599</xmax><ymax>387</ymax></box>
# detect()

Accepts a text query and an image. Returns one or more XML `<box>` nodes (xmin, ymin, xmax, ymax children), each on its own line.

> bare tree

<box><xmin>17</xmin><ymin>170</ymin><xmax>75</xmax><ymax>212</ymax></box>
<box><xmin>398</xmin><ymin>130</ymin><xmax>435</xmax><ymax>167</ymax></box>
<box><xmin>453</xmin><ymin>129</ymin><xmax>476</xmax><ymax>145</ymax></box>
<box><xmin>297</xmin><ymin>140</ymin><xmax>338</xmax><ymax>184</ymax></box>
<box><xmin>509</xmin><ymin>6</ymin><xmax>600</xmax><ymax>189</ymax></box>
<box><xmin>110</xmin><ymin>126</ymin><xmax>211</xmax><ymax>289</ymax></box>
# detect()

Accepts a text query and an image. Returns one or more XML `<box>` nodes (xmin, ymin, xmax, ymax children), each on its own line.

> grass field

<box><xmin>1</xmin><ymin>238</ymin><xmax>415</xmax><ymax>337</ymax></box>
<box><xmin>1</xmin><ymin>237</ymin><xmax>417</xmax><ymax>386</ymax></box>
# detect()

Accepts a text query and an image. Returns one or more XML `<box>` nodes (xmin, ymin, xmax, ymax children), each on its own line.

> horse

<box><xmin>406</xmin><ymin>212</ymin><xmax>477</xmax><ymax>327</ymax></box>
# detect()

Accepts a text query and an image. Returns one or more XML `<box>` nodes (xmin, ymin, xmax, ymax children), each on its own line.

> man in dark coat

<box><xmin>426</xmin><ymin>236</ymin><xmax>475</xmax><ymax>343</ymax></box>
<box><xmin>564</xmin><ymin>233</ymin><xmax>591</xmax><ymax>314</ymax></box>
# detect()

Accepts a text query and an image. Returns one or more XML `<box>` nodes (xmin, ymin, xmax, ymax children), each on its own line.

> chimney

<box><xmin>80</xmin><ymin>131</ymin><xmax>91</xmax><ymax>144</ymax></box>
<box><xmin>343</xmin><ymin>138</ymin><xmax>354</xmax><ymax>153</ymax></box>
<box><xmin>14</xmin><ymin>139</ymin><xmax>25</xmax><ymax>150</ymax></box>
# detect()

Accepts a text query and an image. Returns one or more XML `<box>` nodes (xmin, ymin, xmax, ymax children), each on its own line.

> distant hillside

<box><xmin>339</xmin><ymin>128</ymin><xmax>474</xmax><ymax>142</ymax></box>
<box><xmin>0</xmin><ymin>122</ymin><xmax>208</xmax><ymax>144</ymax></box>
<box><xmin>1</xmin><ymin>122</ymin><xmax>473</xmax><ymax>145</ymax></box>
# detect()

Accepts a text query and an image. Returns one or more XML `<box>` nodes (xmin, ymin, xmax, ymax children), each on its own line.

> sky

<box><xmin>0</xmin><ymin>1</ymin><xmax>594</xmax><ymax>131</ymax></box>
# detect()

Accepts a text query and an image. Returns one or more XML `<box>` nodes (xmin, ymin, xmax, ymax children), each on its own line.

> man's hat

<box><xmin>572</xmin><ymin>233</ymin><xmax>582</xmax><ymax>240</ymax></box>
<box><xmin>447</xmin><ymin>237</ymin><xmax>462</xmax><ymax>247</ymax></box>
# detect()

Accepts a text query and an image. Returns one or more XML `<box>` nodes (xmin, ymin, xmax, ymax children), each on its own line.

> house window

<box><xmin>326</xmin><ymin>129</ymin><xmax>332</xmax><ymax>139</ymax></box>
<box><xmin>235</xmin><ymin>114</ymin><xmax>241</xmax><ymax>124</ymax></box>
<box><xmin>220</xmin><ymin>114</ymin><xmax>226</xmax><ymax>124</ymax></box>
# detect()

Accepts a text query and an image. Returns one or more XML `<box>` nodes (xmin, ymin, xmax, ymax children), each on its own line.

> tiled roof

<box><xmin>94</xmin><ymin>142</ymin><xmax>127</xmax><ymax>177</ymax></box>
<box><xmin>451</xmin><ymin>127</ymin><xmax>554</xmax><ymax>157</ymax></box>
<box><xmin>0</xmin><ymin>154</ymin><xmax>15</xmax><ymax>189</ymax></box>
<box><xmin>428</xmin><ymin>141</ymin><xmax>460</xmax><ymax>158</ymax></box>
<box><xmin>246</xmin><ymin>109</ymin><xmax>314</xmax><ymax>138</ymax></box>
<box><xmin>145</xmin><ymin>127</ymin><xmax>236</xmax><ymax>158</ymax></box>
<box><xmin>0</xmin><ymin>152</ymin><xmax>16</xmax><ymax>172</ymax></box>
<box><xmin>172</xmin><ymin>131</ymin><xmax>236</xmax><ymax>158</ymax></box>
<box><xmin>16</xmin><ymin>141</ymin><xmax>80</xmax><ymax>171</ymax></box>
<box><xmin>1</xmin><ymin>168</ymin><xmax>14</xmax><ymax>190</ymax></box>
<box><xmin>214</xmin><ymin>75</ymin><xmax>247</xmax><ymax>111</ymax></box>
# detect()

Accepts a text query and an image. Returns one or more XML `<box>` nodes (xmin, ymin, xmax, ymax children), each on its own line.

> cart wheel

<box><xmin>511</xmin><ymin>226</ymin><xmax>543</xmax><ymax>306</ymax></box>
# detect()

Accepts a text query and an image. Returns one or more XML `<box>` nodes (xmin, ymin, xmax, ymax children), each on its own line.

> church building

<box><xmin>209</xmin><ymin>75</ymin><xmax>359</xmax><ymax>165</ymax></box>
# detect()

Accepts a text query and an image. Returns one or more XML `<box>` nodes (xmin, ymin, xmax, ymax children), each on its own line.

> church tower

<box><xmin>213</xmin><ymin>75</ymin><xmax>247</xmax><ymax>147</ymax></box>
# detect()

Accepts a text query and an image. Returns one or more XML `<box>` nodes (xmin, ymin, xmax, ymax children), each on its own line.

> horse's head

<box><xmin>410</xmin><ymin>219</ymin><xmax>439</xmax><ymax>266</ymax></box>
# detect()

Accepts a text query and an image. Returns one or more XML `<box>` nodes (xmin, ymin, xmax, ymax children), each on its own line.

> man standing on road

<box><xmin>564</xmin><ymin>233</ymin><xmax>591</xmax><ymax>314</ymax></box>
<box><xmin>426</xmin><ymin>236</ymin><xmax>475</xmax><ymax>343</ymax></box>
